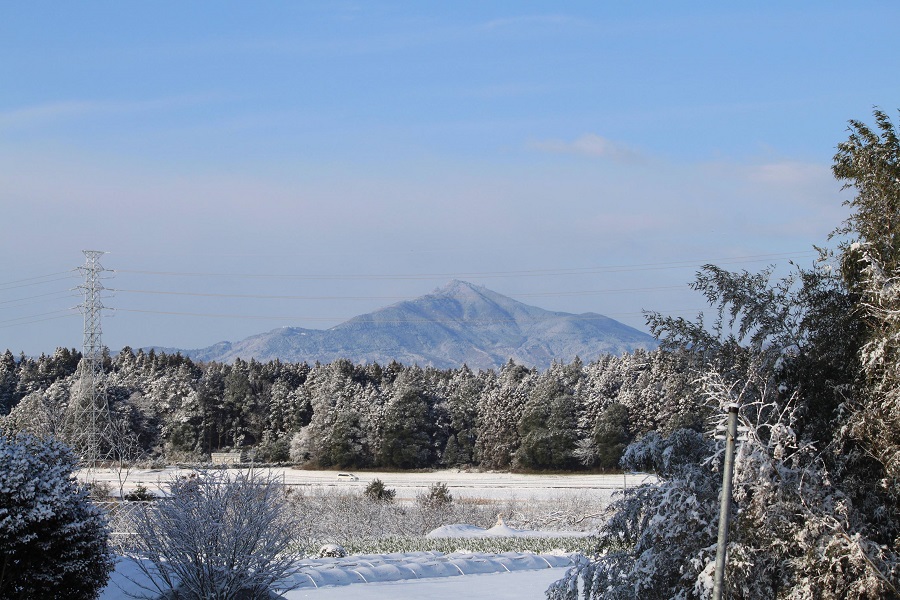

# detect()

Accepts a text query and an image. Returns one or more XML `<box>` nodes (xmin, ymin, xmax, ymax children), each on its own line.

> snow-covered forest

<box><xmin>0</xmin><ymin>345</ymin><xmax>698</xmax><ymax>472</ymax></box>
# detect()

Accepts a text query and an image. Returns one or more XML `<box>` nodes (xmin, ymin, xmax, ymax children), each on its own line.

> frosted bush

<box><xmin>126</xmin><ymin>469</ymin><xmax>302</xmax><ymax>600</ymax></box>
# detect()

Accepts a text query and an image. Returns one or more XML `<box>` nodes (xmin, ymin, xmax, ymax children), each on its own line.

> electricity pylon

<box><xmin>68</xmin><ymin>250</ymin><xmax>114</xmax><ymax>467</ymax></box>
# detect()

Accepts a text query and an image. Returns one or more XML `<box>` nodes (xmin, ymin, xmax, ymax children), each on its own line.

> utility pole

<box><xmin>68</xmin><ymin>250</ymin><xmax>113</xmax><ymax>468</ymax></box>
<box><xmin>712</xmin><ymin>403</ymin><xmax>739</xmax><ymax>600</ymax></box>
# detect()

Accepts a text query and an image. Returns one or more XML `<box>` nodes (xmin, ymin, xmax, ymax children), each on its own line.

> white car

<box><xmin>336</xmin><ymin>472</ymin><xmax>358</xmax><ymax>481</ymax></box>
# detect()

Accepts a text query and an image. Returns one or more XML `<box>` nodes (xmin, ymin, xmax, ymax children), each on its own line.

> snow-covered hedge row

<box><xmin>287</xmin><ymin>486</ymin><xmax>604</xmax><ymax>553</ymax></box>
<box><xmin>303</xmin><ymin>534</ymin><xmax>597</xmax><ymax>557</ymax></box>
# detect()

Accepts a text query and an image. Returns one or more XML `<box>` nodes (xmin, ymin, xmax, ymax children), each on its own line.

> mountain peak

<box><xmin>433</xmin><ymin>279</ymin><xmax>487</xmax><ymax>296</ymax></box>
<box><xmin>169</xmin><ymin>281</ymin><xmax>658</xmax><ymax>369</ymax></box>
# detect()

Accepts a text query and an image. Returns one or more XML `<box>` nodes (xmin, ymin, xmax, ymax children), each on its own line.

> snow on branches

<box><xmin>548</xmin><ymin>361</ymin><xmax>899</xmax><ymax>600</ymax></box>
<box><xmin>125</xmin><ymin>469</ymin><xmax>302</xmax><ymax>600</ymax></box>
<box><xmin>0</xmin><ymin>434</ymin><xmax>114</xmax><ymax>600</ymax></box>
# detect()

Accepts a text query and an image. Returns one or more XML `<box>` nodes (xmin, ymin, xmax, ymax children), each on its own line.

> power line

<box><xmin>111</xmin><ymin>307</ymin><xmax>390</xmax><ymax>322</ymax></box>
<box><xmin>0</xmin><ymin>275</ymin><xmax>81</xmax><ymax>291</ymax></box>
<box><xmin>0</xmin><ymin>292</ymin><xmax>81</xmax><ymax>310</ymax></box>
<box><xmin>0</xmin><ymin>270</ymin><xmax>77</xmax><ymax>287</ymax></box>
<box><xmin>106</xmin><ymin>283</ymin><xmax>690</xmax><ymax>302</ymax></box>
<box><xmin>112</xmin><ymin>306</ymin><xmax>705</xmax><ymax>324</ymax></box>
<box><xmin>111</xmin><ymin>250</ymin><xmax>817</xmax><ymax>281</ymax></box>
<box><xmin>0</xmin><ymin>313</ymin><xmax>80</xmax><ymax>330</ymax></box>
<box><xmin>5</xmin><ymin>250</ymin><xmax>791</xmax><ymax>338</ymax></box>
<box><xmin>109</xmin><ymin>289</ymin><xmax>413</xmax><ymax>301</ymax></box>
<box><xmin>0</xmin><ymin>289</ymin><xmax>81</xmax><ymax>305</ymax></box>
<box><xmin>514</xmin><ymin>285</ymin><xmax>690</xmax><ymax>297</ymax></box>
<box><xmin>0</xmin><ymin>308</ymin><xmax>77</xmax><ymax>324</ymax></box>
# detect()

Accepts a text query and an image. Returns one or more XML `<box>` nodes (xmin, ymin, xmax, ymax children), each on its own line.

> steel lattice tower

<box><xmin>69</xmin><ymin>250</ymin><xmax>114</xmax><ymax>466</ymax></box>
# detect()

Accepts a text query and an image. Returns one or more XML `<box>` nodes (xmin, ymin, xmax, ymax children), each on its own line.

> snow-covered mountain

<box><xmin>161</xmin><ymin>280</ymin><xmax>657</xmax><ymax>369</ymax></box>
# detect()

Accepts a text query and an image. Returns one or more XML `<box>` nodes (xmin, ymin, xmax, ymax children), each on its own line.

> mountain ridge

<box><xmin>152</xmin><ymin>280</ymin><xmax>658</xmax><ymax>369</ymax></box>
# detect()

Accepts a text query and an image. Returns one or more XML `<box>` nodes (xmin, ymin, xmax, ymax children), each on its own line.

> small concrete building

<box><xmin>210</xmin><ymin>451</ymin><xmax>248</xmax><ymax>465</ymax></box>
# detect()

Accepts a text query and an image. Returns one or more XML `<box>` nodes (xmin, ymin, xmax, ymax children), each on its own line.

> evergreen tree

<box><xmin>222</xmin><ymin>362</ymin><xmax>255</xmax><ymax>447</ymax></box>
<box><xmin>590</xmin><ymin>402</ymin><xmax>632</xmax><ymax>470</ymax></box>
<box><xmin>440</xmin><ymin>365</ymin><xmax>482</xmax><ymax>467</ymax></box>
<box><xmin>476</xmin><ymin>361</ymin><xmax>534</xmax><ymax>469</ymax></box>
<box><xmin>0</xmin><ymin>434</ymin><xmax>114</xmax><ymax>599</ymax></box>
<box><xmin>1</xmin><ymin>383</ymin><xmax>70</xmax><ymax>440</ymax></box>
<box><xmin>516</xmin><ymin>373</ymin><xmax>579</xmax><ymax>470</ymax></box>
<box><xmin>377</xmin><ymin>372</ymin><xmax>433</xmax><ymax>469</ymax></box>
<box><xmin>321</xmin><ymin>409</ymin><xmax>368</xmax><ymax>468</ymax></box>
<box><xmin>0</xmin><ymin>350</ymin><xmax>17</xmax><ymax>416</ymax></box>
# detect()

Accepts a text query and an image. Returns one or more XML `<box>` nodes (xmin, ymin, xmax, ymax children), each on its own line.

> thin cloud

<box><xmin>0</xmin><ymin>95</ymin><xmax>216</xmax><ymax>130</ymax></box>
<box><xmin>479</xmin><ymin>14</ymin><xmax>586</xmax><ymax>31</ymax></box>
<box><xmin>458</xmin><ymin>83</ymin><xmax>552</xmax><ymax>100</ymax></box>
<box><xmin>700</xmin><ymin>159</ymin><xmax>834</xmax><ymax>190</ymax></box>
<box><xmin>0</xmin><ymin>101</ymin><xmax>102</xmax><ymax>128</ymax></box>
<box><xmin>529</xmin><ymin>133</ymin><xmax>645</xmax><ymax>163</ymax></box>
<box><xmin>743</xmin><ymin>161</ymin><xmax>830</xmax><ymax>186</ymax></box>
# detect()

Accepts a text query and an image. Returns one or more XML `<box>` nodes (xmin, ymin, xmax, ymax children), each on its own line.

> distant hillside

<box><xmin>157</xmin><ymin>280</ymin><xmax>657</xmax><ymax>369</ymax></box>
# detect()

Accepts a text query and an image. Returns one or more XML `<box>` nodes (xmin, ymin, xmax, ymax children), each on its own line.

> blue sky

<box><xmin>2</xmin><ymin>2</ymin><xmax>898</xmax><ymax>356</ymax></box>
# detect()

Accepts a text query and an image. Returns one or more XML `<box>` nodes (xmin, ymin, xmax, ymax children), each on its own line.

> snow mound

<box><xmin>426</xmin><ymin>523</ymin><xmax>589</xmax><ymax>538</ymax></box>
<box><xmin>426</xmin><ymin>524</ymin><xmax>488</xmax><ymax>538</ymax></box>
<box><xmin>426</xmin><ymin>522</ymin><xmax>539</xmax><ymax>538</ymax></box>
<box><xmin>486</xmin><ymin>523</ymin><xmax>529</xmax><ymax>536</ymax></box>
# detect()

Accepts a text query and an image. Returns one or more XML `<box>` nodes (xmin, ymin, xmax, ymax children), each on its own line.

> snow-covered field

<box><xmin>82</xmin><ymin>466</ymin><xmax>652</xmax><ymax>503</ymax></box>
<box><xmin>284</xmin><ymin>567</ymin><xmax>571</xmax><ymax>599</ymax></box>
<box><xmin>93</xmin><ymin>468</ymin><xmax>630</xmax><ymax>598</ymax></box>
<box><xmin>102</xmin><ymin>551</ymin><xmax>577</xmax><ymax>600</ymax></box>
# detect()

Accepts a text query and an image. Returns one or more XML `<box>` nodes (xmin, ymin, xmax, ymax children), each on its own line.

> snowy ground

<box><xmin>82</xmin><ymin>466</ymin><xmax>653</xmax><ymax>503</ymax></box>
<box><xmin>93</xmin><ymin>469</ymin><xmax>615</xmax><ymax>598</ymax></box>
<box><xmin>285</xmin><ymin>567</ymin><xmax>571</xmax><ymax>599</ymax></box>
<box><xmin>102</xmin><ymin>551</ymin><xmax>577</xmax><ymax>600</ymax></box>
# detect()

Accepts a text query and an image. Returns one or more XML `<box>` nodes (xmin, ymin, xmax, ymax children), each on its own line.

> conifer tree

<box><xmin>0</xmin><ymin>434</ymin><xmax>114</xmax><ymax>599</ymax></box>
<box><xmin>0</xmin><ymin>350</ymin><xmax>17</xmax><ymax>416</ymax></box>
<box><xmin>516</xmin><ymin>374</ymin><xmax>579</xmax><ymax>470</ymax></box>
<box><xmin>377</xmin><ymin>372</ymin><xmax>433</xmax><ymax>469</ymax></box>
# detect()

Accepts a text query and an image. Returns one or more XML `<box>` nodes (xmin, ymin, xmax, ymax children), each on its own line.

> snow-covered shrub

<box><xmin>364</xmin><ymin>478</ymin><xmax>396</xmax><ymax>503</ymax></box>
<box><xmin>0</xmin><ymin>434</ymin><xmax>114</xmax><ymax>600</ymax></box>
<box><xmin>127</xmin><ymin>469</ymin><xmax>302</xmax><ymax>600</ymax></box>
<box><xmin>317</xmin><ymin>543</ymin><xmax>346</xmax><ymax>558</ymax></box>
<box><xmin>547</xmin><ymin>428</ymin><xmax>720</xmax><ymax>600</ymax></box>
<box><xmin>415</xmin><ymin>481</ymin><xmax>455</xmax><ymax>534</ymax></box>
<box><xmin>122</xmin><ymin>484</ymin><xmax>155</xmax><ymax>501</ymax></box>
<box><xmin>87</xmin><ymin>479</ymin><xmax>114</xmax><ymax>501</ymax></box>
<box><xmin>418</xmin><ymin>481</ymin><xmax>453</xmax><ymax>508</ymax></box>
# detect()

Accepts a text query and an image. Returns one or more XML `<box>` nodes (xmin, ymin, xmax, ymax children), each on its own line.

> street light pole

<box><xmin>712</xmin><ymin>403</ymin><xmax>739</xmax><ymax>600</ymax></box>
